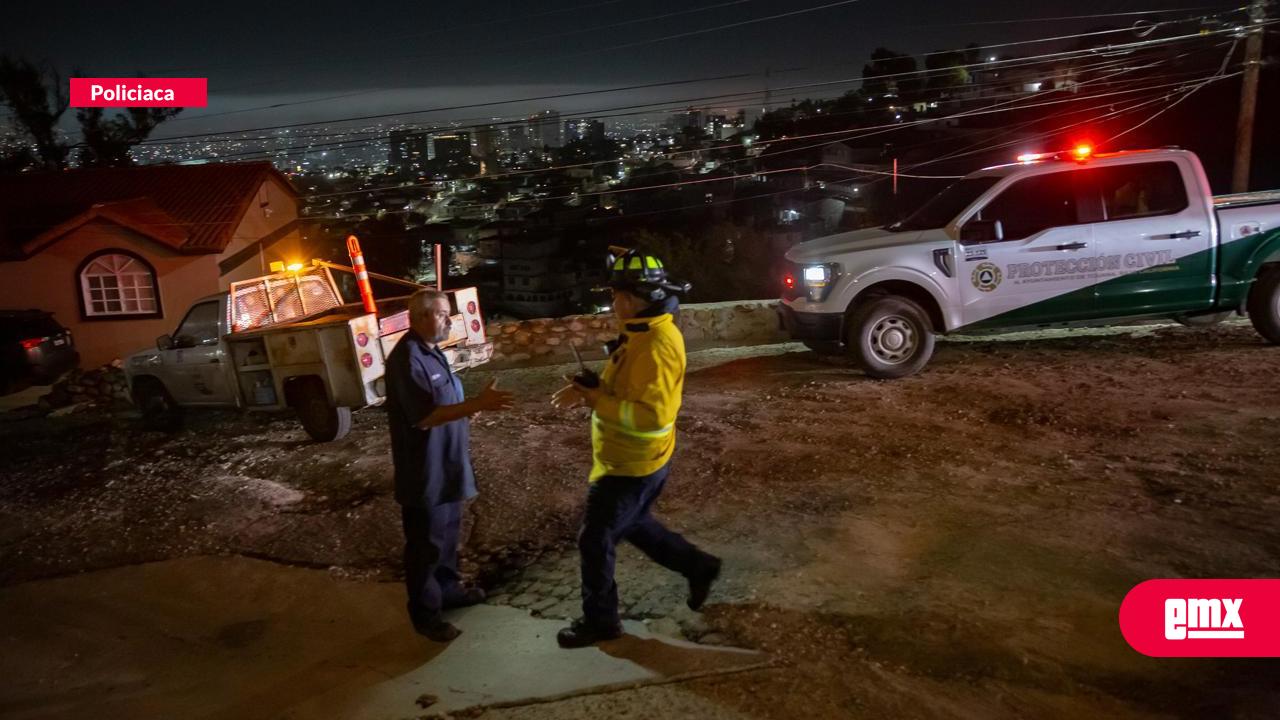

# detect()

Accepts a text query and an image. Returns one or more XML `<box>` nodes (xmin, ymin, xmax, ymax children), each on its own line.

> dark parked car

<box><xmin>1</xmin><ymin>310</ymin><xmax>80</xmax><ymax>394</ymax></box>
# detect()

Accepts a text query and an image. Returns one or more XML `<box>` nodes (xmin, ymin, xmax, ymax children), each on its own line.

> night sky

<box><xmin>2</xmin><ymin>0</ymin><xmax>1242</xmax><ymax>137</ymax></box>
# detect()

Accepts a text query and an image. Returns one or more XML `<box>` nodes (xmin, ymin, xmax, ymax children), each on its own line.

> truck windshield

<box><xmin>888</xmin><ymin>176</ymin><xmax>1001</xmax><ymax>232</ymax></box>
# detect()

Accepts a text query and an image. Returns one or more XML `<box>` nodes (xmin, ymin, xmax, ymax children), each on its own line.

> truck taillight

<box><xmin>20</xmin><ymin>337</ymin><xmax>44</xmax><ymax>350</ymax></box>
<box><xmin>360</xmin><ymin>353</ymin><xmax>374</xmax><ymax>368</ymax></box>
<box><xmin>467</xmin><ymin>301</ymin><xmax>477</xmax><ymax>315</ymax></box>
<box><xmin>471</xmin><ymin>319</ymin><xmax>481</xmax><ymax>333</ymax></box>
<box><xmin>356</xmin><ymin>332</ymin><xmax>369</xmax><ymax>347</ymax></box>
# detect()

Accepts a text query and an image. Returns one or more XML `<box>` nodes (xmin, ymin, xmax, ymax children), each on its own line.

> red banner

<box><xmin>1120</xmin><ymin>579</ymin><xmax>1280</xmax><ymax>657</ymax></box>
<box><xmin>70</xmin><ymin>78</ymin><xmax>207</xmax><ymax>108</ymax></box>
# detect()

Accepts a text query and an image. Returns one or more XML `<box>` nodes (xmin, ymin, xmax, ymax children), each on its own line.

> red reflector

<box><xmin>20</xmin><ymin>337</ymin><xmax>44</xmax><ymax>350</ymax></box>
<box><xmin>471</xmin><ymin>319</ymin><xmax>481</xmax><ymax>332</ymax></box>
<box><xmin>467</xmin><ymin>301</ymin><xmax>477</xmax><ymax>315</ymax></box>
<box><xmin>784</xmin><ymin>275</ymin><xmax>795</xmax><ymax>289</ymax></box>
<box><xmin>356</xmin><ymin>332</ymin><xmax>369</xmax><ymax>347</ymax></box>
<box><xmin>360</xmin><ymin>353</ymin><xmax>374</xmax><ymax>368</ymax></box>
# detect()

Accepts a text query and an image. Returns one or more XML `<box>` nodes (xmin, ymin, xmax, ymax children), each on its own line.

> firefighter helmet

<box><xmin>604</xmin><ymin>248</ymin><xmax>691</xmax><ymax>301</ymax></box>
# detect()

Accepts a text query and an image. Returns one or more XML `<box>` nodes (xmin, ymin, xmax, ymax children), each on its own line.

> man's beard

<box><xmin>430</xmin><ymin>326</ymin><xmax>451</xmax><ymax>343</ymax></box>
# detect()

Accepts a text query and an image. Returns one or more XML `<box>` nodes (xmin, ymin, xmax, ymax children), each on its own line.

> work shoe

<box><xmin>443</xmin><ymin>586</ymin><xmax>486</xmax><ymax>609</ymax></box>
<box><xmin>687</xmin><ymin>556</ymin><xmax>722</xmax><ymax>611</ymax></box>
<box><xmin>413</xmin><ymin>619</ymin><xmax>462</xmax><ymax>643</ymax></box>
<box><xmin>556</xmin><ymin>618</ymin><xmax>623</xmax><ymax>648</ymax></box>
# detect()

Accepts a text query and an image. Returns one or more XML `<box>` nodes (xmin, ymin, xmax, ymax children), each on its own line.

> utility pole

<box><xmin>763</xmin><ymin>67</ymin><xmax>773</xmax><ymax>114</ymax></box>
<box><xmin>1232</xmin><ymin>0</ymin><xmax>1268</xmax><ymax>193</ymax></box>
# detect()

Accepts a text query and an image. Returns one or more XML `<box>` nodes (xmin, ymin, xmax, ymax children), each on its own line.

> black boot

<box><xmin>557</xmin><ymin>618</ymin><xmax>623</xmax><ymax>648</ymax></box>
<box><xmin>687</xmin><ymin>556</ymin><xmax>722</xmax><ymax>611</ymax></box>
<box><xmin>443</xmin><ymin>586</ymin><xmax>486</xmax><ymax>609</ymax></box>
<box><xmin>413</xmin><ymin>618</ymin><xmax>461</xmax><ymax>643</ymax></box>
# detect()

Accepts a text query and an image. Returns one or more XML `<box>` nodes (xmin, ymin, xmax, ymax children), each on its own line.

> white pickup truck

<box><xmin>124</xmin><ymin>263</ymin><xmax>491</xmax><ymax>440</ymax></box>
<box><xmin>780</xmin><ymin>147</ymin><xmax>1280</xmax><ymax>378</ymax></box>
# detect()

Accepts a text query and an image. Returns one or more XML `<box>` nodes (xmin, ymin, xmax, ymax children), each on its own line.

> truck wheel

<box><xmin>295</xmin><ymin>383</ymin><xmax>352</xmax><ymax>441</ymax></box>
<box><xmin>133</xmin><ymin>378</ymin><xmax>182</xmax><ymax>432</ymax></box>
<box><xmin>846</xmin><ymin>295</ymin><xmax>936</xmax><ymax>379</ymax></box>
<box><xmin>1247</xmin><ymin>267</ymin><xmax>1280</xmax><ymax>344</ymax></box>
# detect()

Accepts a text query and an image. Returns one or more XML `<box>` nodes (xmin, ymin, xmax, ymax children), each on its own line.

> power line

<box><xmin>137</xmin><ymin>15</ymin><xmax>1237</xmax><ymax>147</ymax></box>
<box><xmin>172</xmin><ymin>52</ymin><xmax>1182</xmax><ymax>163</ymax></box>
<box><xmin>337</xmin><ymin>73</ymin><xmax>1224</xmax><ymax>214</ymax></box>
<box><xmin>190</xmin><ymin>83</ymin><xmax>1208</xmax><ymax>237</ymax></box>
<box><xmin>931</xmin><ymin>5</ymin><xmax>1239</xmax><ymax>27</ymax></box>
<box><xmin>291</xmin><ymin>60</ymin><xmax>1228</xmax><ymax>206</ymax></box>
<box><xmin>197</xmin><ymin>60</ymin><xmax>1213</xmax><ymax>169</ymax></box>
<box><xmin>140</xmin><ymin>25</ymin><xmax>1228</xmax><ymax>156</ymax></box>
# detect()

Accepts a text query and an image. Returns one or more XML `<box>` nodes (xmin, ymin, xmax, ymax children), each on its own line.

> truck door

<box><xmin>1083</xmin><ymin>160</ymin><xmax>1214</xmax><ymax>317</ymax></box>
<box><xmin>163</xmin><ymin>300</ymin><xmax>235</xmax><ymax>405</ymax></box>
<box><xmin>957</xmin><ymin>170</ymin><xmax>1098</xmax><ymax>329</ymax></box>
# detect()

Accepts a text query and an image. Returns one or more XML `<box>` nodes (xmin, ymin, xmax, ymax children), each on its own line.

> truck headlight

<box><xmin>802</xmin><ymin>263</ymin><xmax>840</xmax><ymax>302</ymax></box>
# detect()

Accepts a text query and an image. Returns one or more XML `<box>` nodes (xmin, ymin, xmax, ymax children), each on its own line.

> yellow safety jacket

<box><xmin>589</xmin><ymin>312</ymin><xmax>686</xmax><ymax>481</ymax></box>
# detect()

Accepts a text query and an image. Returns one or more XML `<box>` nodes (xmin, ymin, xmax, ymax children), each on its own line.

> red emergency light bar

<box><xmin>1016</xmin><ymin>144</ymin><xmax>1094</xmax><ymax>163</ymax></box>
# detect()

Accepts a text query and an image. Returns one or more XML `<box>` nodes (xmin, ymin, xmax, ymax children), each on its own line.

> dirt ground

<box><xmin>3</xmin><ymin>320</ymin><xmax>1280</xmax><ymax>718</ymax></box>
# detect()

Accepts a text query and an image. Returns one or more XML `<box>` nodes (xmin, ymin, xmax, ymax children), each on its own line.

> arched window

<box><xmin>77</xmin><ymin>251</ymin><xmax>160</xmax><ymax>318</ymax></box>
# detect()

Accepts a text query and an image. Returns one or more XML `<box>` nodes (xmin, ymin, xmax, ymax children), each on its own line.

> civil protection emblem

<box><xmin>971</xmin><ymin>262</ymin><xmax>1002</xmax><ymax>292</ymax></box>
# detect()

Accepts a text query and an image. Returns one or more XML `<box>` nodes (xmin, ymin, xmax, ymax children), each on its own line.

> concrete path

<box><xmin>0</xmin><ymin>384</ymin><xmax>50</xmax><ymax>412</ymax></box>
<box><xmin>0</xmin><ymin>556</ymin><xmax>762</xmax><ymax>720</ymax></box>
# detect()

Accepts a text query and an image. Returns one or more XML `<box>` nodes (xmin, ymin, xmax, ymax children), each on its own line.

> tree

<box><xmin>76</xmin><ymin>106</ymin><xmax>182</xmax><ymax>167</ymax></box>
<box><xmin>624</xmin><ymin>223</ymin><xmax>779</xmax><ymax>302</ymax></box>
<box><xmin>0</xmin><ymin>55</ymin><xmax>184</xmax><ymax>171</ymax></box>
<box><xmin>925</xmin><ymin>51</ymin><xmax>970</xmax><ymax>94</ymax></box>
<box><xmin>861</xmin><ymin>48</ymin><xmax>923</xmax><ymax>106</ymax></box>
<box><xmin>0</xmin><ymin>56</ymin><xmax>70</xmax><ymax>170</ymax></box>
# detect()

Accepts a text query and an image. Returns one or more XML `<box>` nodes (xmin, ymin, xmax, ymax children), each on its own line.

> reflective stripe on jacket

<box><xmin>589</xmin><ymin>312</ymin><xmax>685</xmax><ymax>481</ymax></box>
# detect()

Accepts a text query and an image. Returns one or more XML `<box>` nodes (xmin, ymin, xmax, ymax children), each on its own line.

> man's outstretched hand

<box><xmin>552</xmin><ymin>375</ymin><xmax>602</xmax><ymax>411</ymax></box>
<box><xmin>476</xmin><ymin>377</ymin><xmax>515</xmax><ymax>412</ymax></box>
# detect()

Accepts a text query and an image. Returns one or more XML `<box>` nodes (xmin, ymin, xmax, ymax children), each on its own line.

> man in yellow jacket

<box><xmin>551</xmin><ymin>249</ymin><xmax>721</xmax><ymax>648</ymax></box>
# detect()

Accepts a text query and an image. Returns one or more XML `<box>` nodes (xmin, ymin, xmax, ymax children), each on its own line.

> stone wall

<box><xmin>483</xmin><ymin>300</ymin><xmax>788</xmax><ymax>368</ymax></box>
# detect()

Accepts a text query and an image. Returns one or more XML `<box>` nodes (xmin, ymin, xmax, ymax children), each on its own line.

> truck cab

<box><xmin>780</xmin><ymin>148</ymin><xmax>1280</xmax><ymax>378</ymax></box>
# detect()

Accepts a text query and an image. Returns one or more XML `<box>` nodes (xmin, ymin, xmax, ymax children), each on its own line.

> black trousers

<box><xmin>579</xmin><ymin>463</ymin><xmax>716</xmax><ymax>626</ymax></box>
<box><xmin>401</xmin><ymin>501</ymin><xmax>465</xmax><ymax>625</ymax></box>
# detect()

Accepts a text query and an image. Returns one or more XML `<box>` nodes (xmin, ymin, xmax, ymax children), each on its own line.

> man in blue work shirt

<box><xmin>386</xmin><ymin>289</ymin><xmax>514</xmax><ymax>642</ymax></box>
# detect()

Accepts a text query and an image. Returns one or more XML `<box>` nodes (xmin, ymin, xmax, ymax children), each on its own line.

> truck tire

<box><xmin>294</xmin><ymin>382</ymin><xmax>352</xmax><ymax>442</ymax></box>
<box><xmin>132</xmin><ymin>378</ymin><xmax>182</xmax><ymax>432</ymax></box>
<box><xmin>1247</xmin><ymin>267</ymin><xmax>1280</xmax><ymax>344</ymax></box>
<box><xmin>846</xmin><ymin>295</ymin><xmax>936</xmax><ymax>379</ymax></box>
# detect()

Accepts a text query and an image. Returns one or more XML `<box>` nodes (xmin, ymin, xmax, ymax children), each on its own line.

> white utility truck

<box><xmin>124</xmin><ymin>262</ymin><xmax>491</xmax><ymax>440</ymax></box>
<box><xmin>780</xmin><ymin>147</ymin><xmax>1280</xmax><ymax>378</ymax></box>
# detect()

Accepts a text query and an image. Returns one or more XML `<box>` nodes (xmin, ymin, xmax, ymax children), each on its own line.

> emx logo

<box><xmin>1121</xmin><ymin>580</ymin><xmax>1280</xmax><ymax>657</ymax></box>
<box><xmin>1165</xmin><ymin>598</ymin><xmax>1244</xmax><ymax>640</ymax></box>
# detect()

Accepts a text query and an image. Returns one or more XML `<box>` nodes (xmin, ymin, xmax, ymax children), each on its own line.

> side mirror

<box><xmin>961</xmin><ymin>219</ymin><xmax>1004</xmax><ymax>244</ymax></box>
<box><xmin>157</xmin><ymin>334</ymin><xmax>174</xmax><ymax>351</ymax></box>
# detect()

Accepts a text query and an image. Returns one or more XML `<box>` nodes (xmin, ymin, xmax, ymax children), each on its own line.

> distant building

<box><xmin>477</xmin><ymin>230</ymin><xmax>582</xmax><ymax>318</ymax></box>
<box><xmin>474</xmin><ymin>125</ymin><xmax>501</xmax><ymax>161</ymax></box>
<box><xmin>389</xmin><ymin>130</ymin><xmax>431</xmax><ymax>173</ymax></box>
<box><xmin>679</xmin><ymin>108</ymin><xmax>704</xmax><ymax>130</ymax></box>
<box><xmin>564</xmin><ymin>118</ymin><xmax>606</xmax><ymax>144</ymax></box>
<box><xmin>505</xmin><ymin>124</ymin><xmax>532</xmax><ymax>153</ymax></box>
<box><xmin>527</xmin><ymin>110</ymin><xmax>562</xmax><ymax>149</ymax></box>
<box><xmin>431</xmin><ymin>132</ymin><xmax>473</xmax><ymax>164</ymax></box>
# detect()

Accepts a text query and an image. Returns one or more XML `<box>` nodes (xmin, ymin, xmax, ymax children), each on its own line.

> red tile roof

<box><xmin>0</xmin><ymin>162</ymin><xmax>298</xmax><ymax>259</ymax></box>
